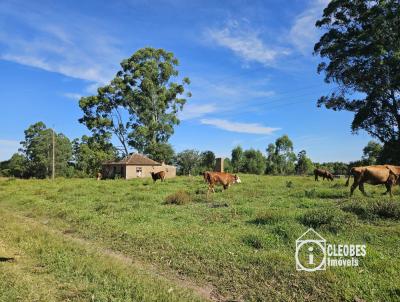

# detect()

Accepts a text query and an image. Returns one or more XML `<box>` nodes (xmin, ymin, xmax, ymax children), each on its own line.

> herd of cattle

<box><xmin>315</xmin><ymin>165</ymin><xmax>400</xmax><ymax>197</ymax></box>
<box><xmin>201</xmin><ymin>165</ymin><xmax>400</xmax><ymax>197</ymax></box>
<box><xmin>98</xmin><ymin>164</ymin><xmax>400</xmax><ymax>197</ymax></box>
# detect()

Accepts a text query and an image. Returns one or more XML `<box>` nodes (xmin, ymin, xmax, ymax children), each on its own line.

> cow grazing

<box><xmin>345</xmin><ymin>165</ymin><xmax>400</xmax><ymax>197</ymax></box>
<box><xmin>205</xmin><ymin>171</ymin><xmax>241</xmax><ymax>195</ymax></box>
<box><xmin>314</xmin><ymin>168</ymin><xmax>334</xmax><ymax>181</ymax></box>
<box><xmin>151</xmin><ymin>171</ymin><xmax>166</xmax><ymax>182</ymax></box>
<box><xmin>203</xmin><ymin>171</ymin><xmax>210</xmax><ymax>183</ymax></box>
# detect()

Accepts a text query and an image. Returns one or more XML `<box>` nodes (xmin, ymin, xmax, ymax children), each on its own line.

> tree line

<box><xmin>0</xmin><ymin>124</ymin><xmax>384</xmax><ymax>178</ymax></box>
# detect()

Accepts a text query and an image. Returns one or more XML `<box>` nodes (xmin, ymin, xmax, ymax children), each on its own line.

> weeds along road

<box><xmin>0</xmin><ymin>176</ymin><xmax>399</xmax><ymax>301</ymax></box>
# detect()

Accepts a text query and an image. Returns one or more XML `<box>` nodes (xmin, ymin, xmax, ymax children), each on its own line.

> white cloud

<box><xmin>206</xmin><ymin>22</ymin><xmax>290</xmax><ymax>66</ymax></box>
<box><xmin>0</xmin><ymin>139</ymin><xmax>20</xmax><ymax>161</ymax></box>
<box><xmin>179</xmin><ymin>103</ymin><xmax>218</xmax><ymax>120</ymax></box>
<box><xmin>289</xmin><ymin>0</ymin><xmax>329</xmax><ymax>55</ymax></box>
<box><xmin>200</xmin><ymin>118</ymin><xmax>280</xmax><ymax>134</ymax></box>
<box><xmin>190</xmin><ymin>76</ymin><xmax>275</xmax><ymax>107</ymax></box>
<box><xmin>0</xmin><ymin>3</ymin><xmax>123</xmax><ymax>87</ymax></box>
<box><xmin>62</xmin><ymin>92</ymin><xmax>83</xmax><ymax>100</ymax></box>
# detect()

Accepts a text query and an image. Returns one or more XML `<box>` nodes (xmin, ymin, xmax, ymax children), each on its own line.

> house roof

<box><xmin>103</xmin><ymin>153</ymin><xmax>161</xmax><ymax>166</ymax></box>
<box><xmin>296</xmin><ymin>228</ymin><xmax>325</xmax><ymax>242</ymax></box>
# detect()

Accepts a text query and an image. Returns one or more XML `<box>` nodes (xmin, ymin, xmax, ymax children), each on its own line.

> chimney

<box><xmin>215</xmin><ymin>157</ymin><xmax>224</xmax><ymax>172</ymax></box>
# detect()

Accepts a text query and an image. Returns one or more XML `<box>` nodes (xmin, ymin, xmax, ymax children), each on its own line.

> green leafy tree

<box><xmin>274</xmin><ymin>135</ymin><xmax>296</xmax><ymax>174</ymax></box>
<box><xmin>9</xmin><ymin>153</ymin><xmax>27</xmax><ymax>178</ymax></box>
<box><xmin>174</xmin><ymin>149</ymin><xmax>200</xmax><ymax>175</ymax></box>
<box><xmin>79</xmin><ymin>47</ymin><xmax>191</xmax><ymax>158</ymax></box>
<box><xmin>20</xmin><ymin>122</ymin><xmax>72</xmax><ymax>178</ymax></box>
<box><xmin>362</xmin><ymin>141</ymin><xmax>382</xmax><ymax>165</ymax></box>
<box><xmin>72</xmin><ymin>135</ymin><xmax>117</xmax><ymax>176</ymax></box>
<box><xmin>224</xmin><ymin>158</ymin><xmax>233</xmax><ymax>173</ymax></box>
<box><xmin>295</xmin><ymin>150</ymin><xmax>314</xmax><ymax>175</ymax></box>
<box><xmin>265</xmin><ymin>143</ymin><xmax>278</xmax><ymax>174</ymax></box>
<box><xmin>199</xmin><ymin>151</ymin><xmax>216</xmax><ymax>171</ymax></box>
<box><xmin>0</xmin><ymin>159</ymin><xmax>11</xmax><ymax>176</ymax></box>
<box><xmin>241</xmin><ymin>149</ymin><xmax>266</xmax><ymax>175</ymax></box>
<box><xmin>315</xmin><ymin>1</ymin><xmax>400</xmax><ymax>163</ymax></box>
<box><xmin>0</xmin><ymin>154</ymin><xmax>26</xmax><ymax>177</ymax></box>
<box><xmin>231</xmin><ymin>146</ymin><xmax>243</xmax><ymax>173</ymax></box>
<box><xmin>145</xmin><ymin>142</ymin><xmax>175</xmax><ymax>164</ymax></box>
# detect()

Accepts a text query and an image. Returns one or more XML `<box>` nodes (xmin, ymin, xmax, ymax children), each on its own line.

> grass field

<box><xmin>0</xmin><ymin>175</ymin><xmax>399</xmax><ymax>301</ymax></box>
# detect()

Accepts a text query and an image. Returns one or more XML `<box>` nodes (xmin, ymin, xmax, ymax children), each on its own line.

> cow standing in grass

<box><xmin>205</xmin><ymin>171</ymin><xmax>241</xmax><ymax>195</ymax></box>
<box><xmin>345</xmin><ymin>165</ymin><xmax>400</xmax><ymax>197</ymax></box>
<box><xmin>314</xmin><ymin>168</ymin><xmax>334</xmax><ymax>181</ymax></box>
<box><xmin>151</xmin><ymin>171</ymin><xmax>165</xmax><ymax>182</ymax></box>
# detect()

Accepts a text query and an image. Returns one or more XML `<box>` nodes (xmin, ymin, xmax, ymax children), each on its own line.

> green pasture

<box><xmin>0</xmin><ymin>175</ymin><xmax>399</xmax><ymax>301</ymax></box>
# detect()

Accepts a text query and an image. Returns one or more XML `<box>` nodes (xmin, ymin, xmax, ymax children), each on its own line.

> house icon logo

<box><xmin>296</xmin><ymin>228</ymin><xmax>326</xmax><ymax>272</ymax></box>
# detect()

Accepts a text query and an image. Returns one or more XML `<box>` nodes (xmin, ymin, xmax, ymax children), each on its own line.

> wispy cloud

<box><xmin>0</xmin><ymin>2</ymin><xmax>123</xmax><ymax>87</ymax></box>
<box><xmin>289</xmin><ymin>0</ymin><xmax>329</xmax><ymax>55</ymax></box>
<box><xmin>206</xmin><ymin>21</ymin><xmax>290</xmax><ymax>66</ymax></box>
<box><xmin>62</xmin><ymin>92</ymin><xmax>83</xmax><ymax>101</ymax></box>
<box><xmin>179</xmin><ymin>103</ymin><xmax>218</xmax><ymax>120</ymax></box>
<box><xmin>200</xmin><ymin>118</ymin><xmax>280</xmax><ymax>134</ymax></box>
<box><xmin>189</xmin><ymin>76</ymin><xmax>275</xmax><ymax>112</ymax></box>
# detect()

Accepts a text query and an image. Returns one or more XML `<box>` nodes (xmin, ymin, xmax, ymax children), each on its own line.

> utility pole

<box><xmin>52</xmin><ymin>127</ymin><xmax>55</xmax><ymax>180</ymax></box>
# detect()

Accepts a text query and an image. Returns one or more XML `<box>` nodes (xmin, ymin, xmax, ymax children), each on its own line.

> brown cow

<box><xmin>345</xmin><ymin>165</ymin><xmax>400</xmax><ymax>197</ymax></box>
<box><xmin>151</xmin><ymin>171</ymin><xmax>166</xmax><ymax>182</ymax></box>
<box><xmin>314</xmin><ymin>168</ymin><xmax>334</xmax><ymax>181</ymax></box>
<box><xmin>205</xmin><ymin>171</ymin><xmax>241</xmax><ymax>195</ymax></box>
<box><xmin>203</xmin><ymin>171</ymin><xmax>210</xmax><ymax>183</ymax></box>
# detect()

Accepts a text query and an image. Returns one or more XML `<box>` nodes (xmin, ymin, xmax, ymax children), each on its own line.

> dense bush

<box><xmin>164</xmin><ymin>191</ymin><xmax>192</xmax><ymax>205</ymax></box>
<box><xmin>300</xmin><ymin>208</ymin><xmax>357</xmax><ymax>233</ymax></box>
<box><xmin>342</xmin><ymin>200</ymin><xmax>400</xmax><ymax>220</ymax></box>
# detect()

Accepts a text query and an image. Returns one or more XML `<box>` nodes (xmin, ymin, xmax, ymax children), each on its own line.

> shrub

<box><xmin>286</xmin><ymin>181</ymin><xmax>293</xmax><ymax>188</ymax></box>
<box><xmin>164</xmin><ymin>191</ymin><xmax>192</xmax><ymax>205</ymax></box>
<box><xmin>341</xmin><ymin>201</ymin><xmax>369</xmax><ymax>219</ymax></box>
<box><xmin>300</xmin><ymin>208</ymin><xmax>356</xmax><ymax>233</ymax></box>
<box><xmin>371</xmin><ymin>201</ymin><xmax>400</xmax><ymax>219</ymax></box>
<box><xmin>305</xmin><ymin>188</ymin><xmax>317</xmax><ymax>198</ymax></box>
<box><xmin>251</xmin><ymin>210</ymin><xmax>285</xmax><ymax>225</ymax></box>
<box><xmin>342</xmin><ymin>200</ymin><xmax>400</xmax><ymax>220</ymax></box>
<box><xmin>242</xmin><ymin>234</ymin><xmax>263</xmax><ymax>249</ymax></box>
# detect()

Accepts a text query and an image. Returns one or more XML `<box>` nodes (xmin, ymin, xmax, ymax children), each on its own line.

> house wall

<box><xmin>126</xmin><ymin>164</ymin><xmax>176</xmax><ymax>179</ymax></box>
<box><xmin>102</xmin><ymin>164</ymin><xmax>176</xmax><ymax>179</ymax></box>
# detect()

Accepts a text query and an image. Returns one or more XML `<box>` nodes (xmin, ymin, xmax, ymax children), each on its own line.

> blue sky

<box><xmin>0</xmin><ymin>0</ymin><xmax>372</xmax><ymax>162</ymax></box>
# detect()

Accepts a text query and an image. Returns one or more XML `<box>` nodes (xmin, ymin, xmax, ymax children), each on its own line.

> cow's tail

<box><xmin>345</xmin><ymin>169</ymin><xmax>353</xmax><ymax>186</ymax></box>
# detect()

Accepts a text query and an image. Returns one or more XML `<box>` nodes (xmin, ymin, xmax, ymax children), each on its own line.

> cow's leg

<box><xmin>383</xmin><ymin>183</ymin><xmax>393</xmax><ymax>197</ymax></box>
<box><xmin>383</xmin><ymin>183</ymin><xmax>391</xmax><ymax>195</ymax></box>
<box><xmin>350</xmin><ymin>181</ymin><xmax>358</xmax><ymax>196</ymax></box>
<box><xmin>208</xmin><ymin>183</ymin><xmax>215</xmax><ymax>194</ymax></box>
<box><xmin>359</xmin><ymin>183</ymin><xmax>368</xmax><ymax>196</ymax></box>
<box><xmin>315</xmin><ymin>174</ymin><xmax>318</xmax><ymax>181</ymax></box>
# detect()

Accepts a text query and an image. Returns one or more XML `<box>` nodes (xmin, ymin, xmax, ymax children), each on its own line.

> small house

<box><xmin>102</xmin><ymin>153</ymin><xmax>176</xmax><ymax>179</ymax></box>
